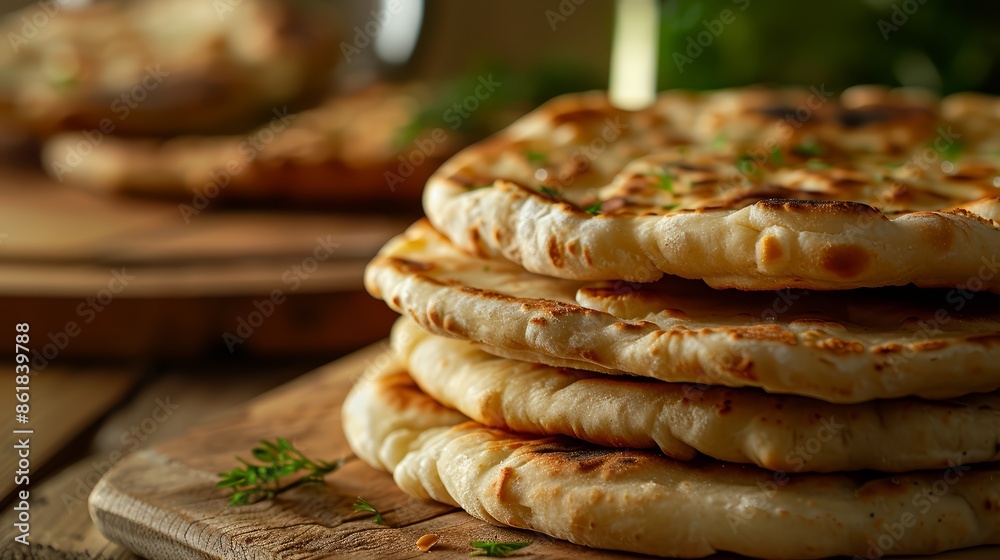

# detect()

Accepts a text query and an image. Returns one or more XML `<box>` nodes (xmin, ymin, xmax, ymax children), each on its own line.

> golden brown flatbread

<box><xmin>392</xmin><ymin>317</ymin><xmax>1000</xmax><ymax>472</ymax></box>
<box><xmin>0</xmin><ymin>0</ymin><xmax>338</xmax><ymax>136</ymax></box>
<box><xmin>365</xmin><ymin>220</ymin><xmax>1000</xmax><ymax>403</ymax></box>
<box><xmin>343</xmin><ymin>353</ymin><xmax>1000</xmax><ymax>559</ymax></box>
<box><xmin>41</xmin><ymin>84</ymin><xmax>458</xmax><ymax>204</ymax></box>
<box><xmin>422</xmin><ymin>87</ymin><xmax>1000</xmax><ymax>290</ymax></box>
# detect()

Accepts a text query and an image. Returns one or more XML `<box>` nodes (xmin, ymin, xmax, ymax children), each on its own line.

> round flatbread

<box><xmin>391</xmin><ymin>317</ymin><xmax>1000</xmax><ymax>472</ymax></box>
<box><xmin>343</xmin><ymin>355</ymin><xmax>1000</xmax><ymax>559</ymax></box>
<box><xmin>41</xmin><ymin>84</ymin><xmax>455</xmax><ymax>203</ymax></box>
<box><xmin>342</xmin><ymin>352</ymin><xmax>468</xmax><ymax>474</ymax></box>
<box><xmin>0</xmin><ymin>0</ymin><xmax>338</xmax><ymax>136</ymax></box>
<box><xmin>423</xmin><ymin>86</ymin><xmax>1000</xmax><ymax>290</ymax></box>
<box><xmin>365</xmin><ymin>220</ymin><xmax>1000</xmax><ymax>403</ymax></box>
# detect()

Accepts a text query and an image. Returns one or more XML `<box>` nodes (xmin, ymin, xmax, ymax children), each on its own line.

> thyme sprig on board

<box><xmin>216</xmin><ymin>438</ymin><xmax>343</xmax><ymax>506</ymax></box>
<box><xmin>470</xmin><ymin>540</ymin><xmax>533</xmax><ymax>557</ymax></box>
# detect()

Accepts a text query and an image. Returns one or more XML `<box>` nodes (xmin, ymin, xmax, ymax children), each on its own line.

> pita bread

<box><xmin>942</xmin><ymin>93</ymin><xmax>1000</xmax><ymax>154</ymax></box>
<box><xmin>422</xmin><ymin>87</ymin><xmax>1000</xmax><ymax>290</ymax></box>
<box><xmin>391</xmin><ymin>317</ymin><xmax>1000</xmax><ymax>472</ymax></box>
<box><xmin>42</xmin><ymin>84</ymin><xmax>455</xmax><ymax>203</ymax></box>
<box><xmin>365</xmin><ymin>220</ymin><xmax>1000</xmax><ymax>403</ymax></box>
<box><xmin>0</xmin><ymin>0</ymin><xmax>338</xmax><ymax>136</ymax></box>
<box><xmin>343</xmin><ymin>355</ymin><xmax>1000</xmax><ymax>559</ymax></box>
<box><xmin>342</xmin><ymin>354</ymin><xmax>468</xmax><ymax>474</ymax></box>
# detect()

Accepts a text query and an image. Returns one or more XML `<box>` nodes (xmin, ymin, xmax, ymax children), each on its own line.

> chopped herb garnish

<box><xmin>483</xmin><ymin>265</ymin><xmax>491</xmax><ymax>272</ymax></box>
<box><xmin>50</xmin><ymin>74</ymin><xmax>79</xmax><ymax>91</ymax></box>
<box><xmin>470</xmin><ymin>541</ymin><xmax>532</xmax><ymax>557</ymax></box>
<box><xmin>873</xmin><ymin>172</ymin><xmax>886</xmax><ymax>182</ymax></box>
<box><xmin>655</xmin><ymin>172</ymin><xmax>674</xmax><ymax>193</ymax></box>
<box><xmin>539</xmin><ymin>186</ymin><xmax>562</xmax><ymax>199</ymax></box>
<box><xmin>525</xmin><ymin>150</ymin><xmax>547</xmax><ymax>165</ymax></box>
<box><xmin>736</xmin><ymin>154</ymin><xmax>761</xmax><ymax>177</ymax></box>
<box><xmin>792</xmin><ymin>140</ymin><xmax>823</xmax><ymax>157</ymax></box>
<box><xmin>942</xmin><ymin>140</ymin><xmax>964</xmax><ymax>163</ymax></box>
<box><xmin>711</xmin><ymin>133</ymin><xmax>728</xmax><ymax>151</ymax></box>
<box><xmin>584</xmin><ymin>201</ymin><xmax>602</xmax><ymax>215</ymax></box>
<box><xmin>216</xmin><ymin>438</ymin><xmax>343</xmax><ymax>506</ymax></box>
<box><xmin>470</xmin><ymin>184</ymin><xmax>493</xmax><ymax>191</ymax></box>
<box><xmin>663</xmin><ymin>204</ymin><xmax>679</xmax><ymax>211</ymax></box>
<box><xmin>806</xmin><ymin>159</ymin><xmax>832</xmax><ymax>170</ymax></box>
<box><xmin>352</xmin><ymin>497</ymin><xmax>384</xmax><ymax>524</ymax></box>
<box><xmin>769</xmin><ymin>146</ymin><xmax>784</xmax><ymax>166</ymax></box>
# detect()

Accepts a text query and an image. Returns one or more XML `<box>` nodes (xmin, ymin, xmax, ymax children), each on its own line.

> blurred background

<box><xmin>0</xmin><ymin>0</ymin><xmax>997</xmax><ymax>556</ymax></box>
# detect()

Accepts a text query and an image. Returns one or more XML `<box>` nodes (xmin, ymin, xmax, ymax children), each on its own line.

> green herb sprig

<box><xmin>216</xmin><ymin>438</ymin><xmax>343</xmax><ymax>506</ymax></box>
<box><xmin>525</xmin><ymin>150</ymin><xmax>547</xmax><ymax>165</ymax></box>
<box><xmin>470</xmin><ymin>541</ymin><xmax>532</xmax><ymax>557</ymax></box>
<box><xmin>655</xmin><ymin>172</ymin><xmax>674</xmax><ymax>193</ymax></box>
<box><xmin>539</xmin><ymin>186</ymin><xmax>562</xmax><ymax>199</ymax></box>
<box><xmin>792</xmin><ymin>140</ymin><xmax>823</xmax><ymax>157</ymax></box>
<box><xmin>942</xmin><ymin>140</ymin><xmax>965</xmax><ymax>163</ymax></box>
<box><xmin>769</xmin><ymin>146</ymin><xmax>785</xmax><ymax>166</ymax></box>
<box><xmin>736</xmin><ymin>154</ymin><xmax>762</xmax><ymax>178</ymax></box>
<box><xmin>711</xmin><ymin>133</ymin><xmax>728</xmax><ymax>151</ymax></box>
<box><xmin>352</xmin><ymin>496</ymin><xmax>384</xmax><ymax>524</ymax></box>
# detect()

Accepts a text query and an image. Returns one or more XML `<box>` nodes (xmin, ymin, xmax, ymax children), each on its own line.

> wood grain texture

<box><xmin>0</xmin><ymin>458</ymin><xmax>137</xmax><ymax>560</ymax></box>
<box><xmin>86</xmin><ymin>343</ymin><xmax>1000</xmax><ymax>559</ymax></box>
<box><xmin>3</xmin><ymin>290</ymin><xmax>399</xmax><ymax>360</ymax></box>
<box><xmin>0</xmin><ymin>165</ymin><xmax>407</xmax><ymax>359</ymax></box>
<box><xmin>1</xmin><ymin>366</ymin><xmax>143</xmax><ymax>504</ymax></box>
<box><xmin>0</xmin><ymin>166</ymin><xmax>178</xmax><ymax>264</ymax></box>
<box><xmin>0</xmin><ymin>165</ymin><xmax>412</xmax><ymax>269</ymax></box>
<box><xmin>0</xmin><ymin>357</ymin><xmax>321</xmax><ymax>559</ymax></box>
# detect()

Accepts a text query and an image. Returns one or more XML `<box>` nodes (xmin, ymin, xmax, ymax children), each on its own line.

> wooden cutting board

<box><xmin>0</xmin><ymin>165</ymin><xmax>410</xmax><ymax>358</ymax></box>
<box><xmin>89</xmin><ymin>343</ymin><xmax>1000</xmax><ymax>560</ymax></box>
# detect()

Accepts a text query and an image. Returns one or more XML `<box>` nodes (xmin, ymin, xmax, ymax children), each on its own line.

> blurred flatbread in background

<box><xmin>0</xmin><ymin>0</ymin><xmax>339</xmax><ymax>136</ymax></box>
<box><xmin>40</xmin><ymin>83</ymin><xmax>462</xmax><ymax>204</ymax></box>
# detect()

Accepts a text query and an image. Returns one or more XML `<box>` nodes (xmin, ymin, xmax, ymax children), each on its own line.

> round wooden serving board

<box><xmin>1</xmin><ymin>166</ymin><xmax>408</xmax><ymax>358</ymax></box>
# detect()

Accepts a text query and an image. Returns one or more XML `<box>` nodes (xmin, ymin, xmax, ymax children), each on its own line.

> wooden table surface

<box><xmin>0</xmin><ymin>356</ymin><xmax>329</xmax><ymax>559</ymax></box>
<box><xmin>0</xmin><ymin>164</ymin><xmax>410</xmax><ymax>360</ymax></box>
<box><xmin>0</xmin><ymin>163</ymin><xmax>411</xmax><ymax>558</ymax></box>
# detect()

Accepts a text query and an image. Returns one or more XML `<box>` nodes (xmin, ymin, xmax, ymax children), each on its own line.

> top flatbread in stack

<box><xmin>351</xmin><ymin>86</ymin><xmax>1000</xmax><ymax>559</ymax></box>
<box><xmin>423</xmin><ymin>87</ymin><xmax>1000</xmax><ymax>290</ymax></box>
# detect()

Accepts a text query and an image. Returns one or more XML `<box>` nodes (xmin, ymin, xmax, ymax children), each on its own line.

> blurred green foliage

<box><xmin>395</xmin><ymin>60</ymin><xmax>603</xmax><ymax>147</ymax></box>
<box><xmin>658</xmin><ymin>0</ymin><xmax>1000</xmax><ymax>93</ymax></box>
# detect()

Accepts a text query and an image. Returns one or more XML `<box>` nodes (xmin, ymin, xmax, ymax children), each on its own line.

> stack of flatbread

<box><xmin>346</xmin><ymin>85</ymin><xmax>1000</xmax><ymax>558</ymax></box>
